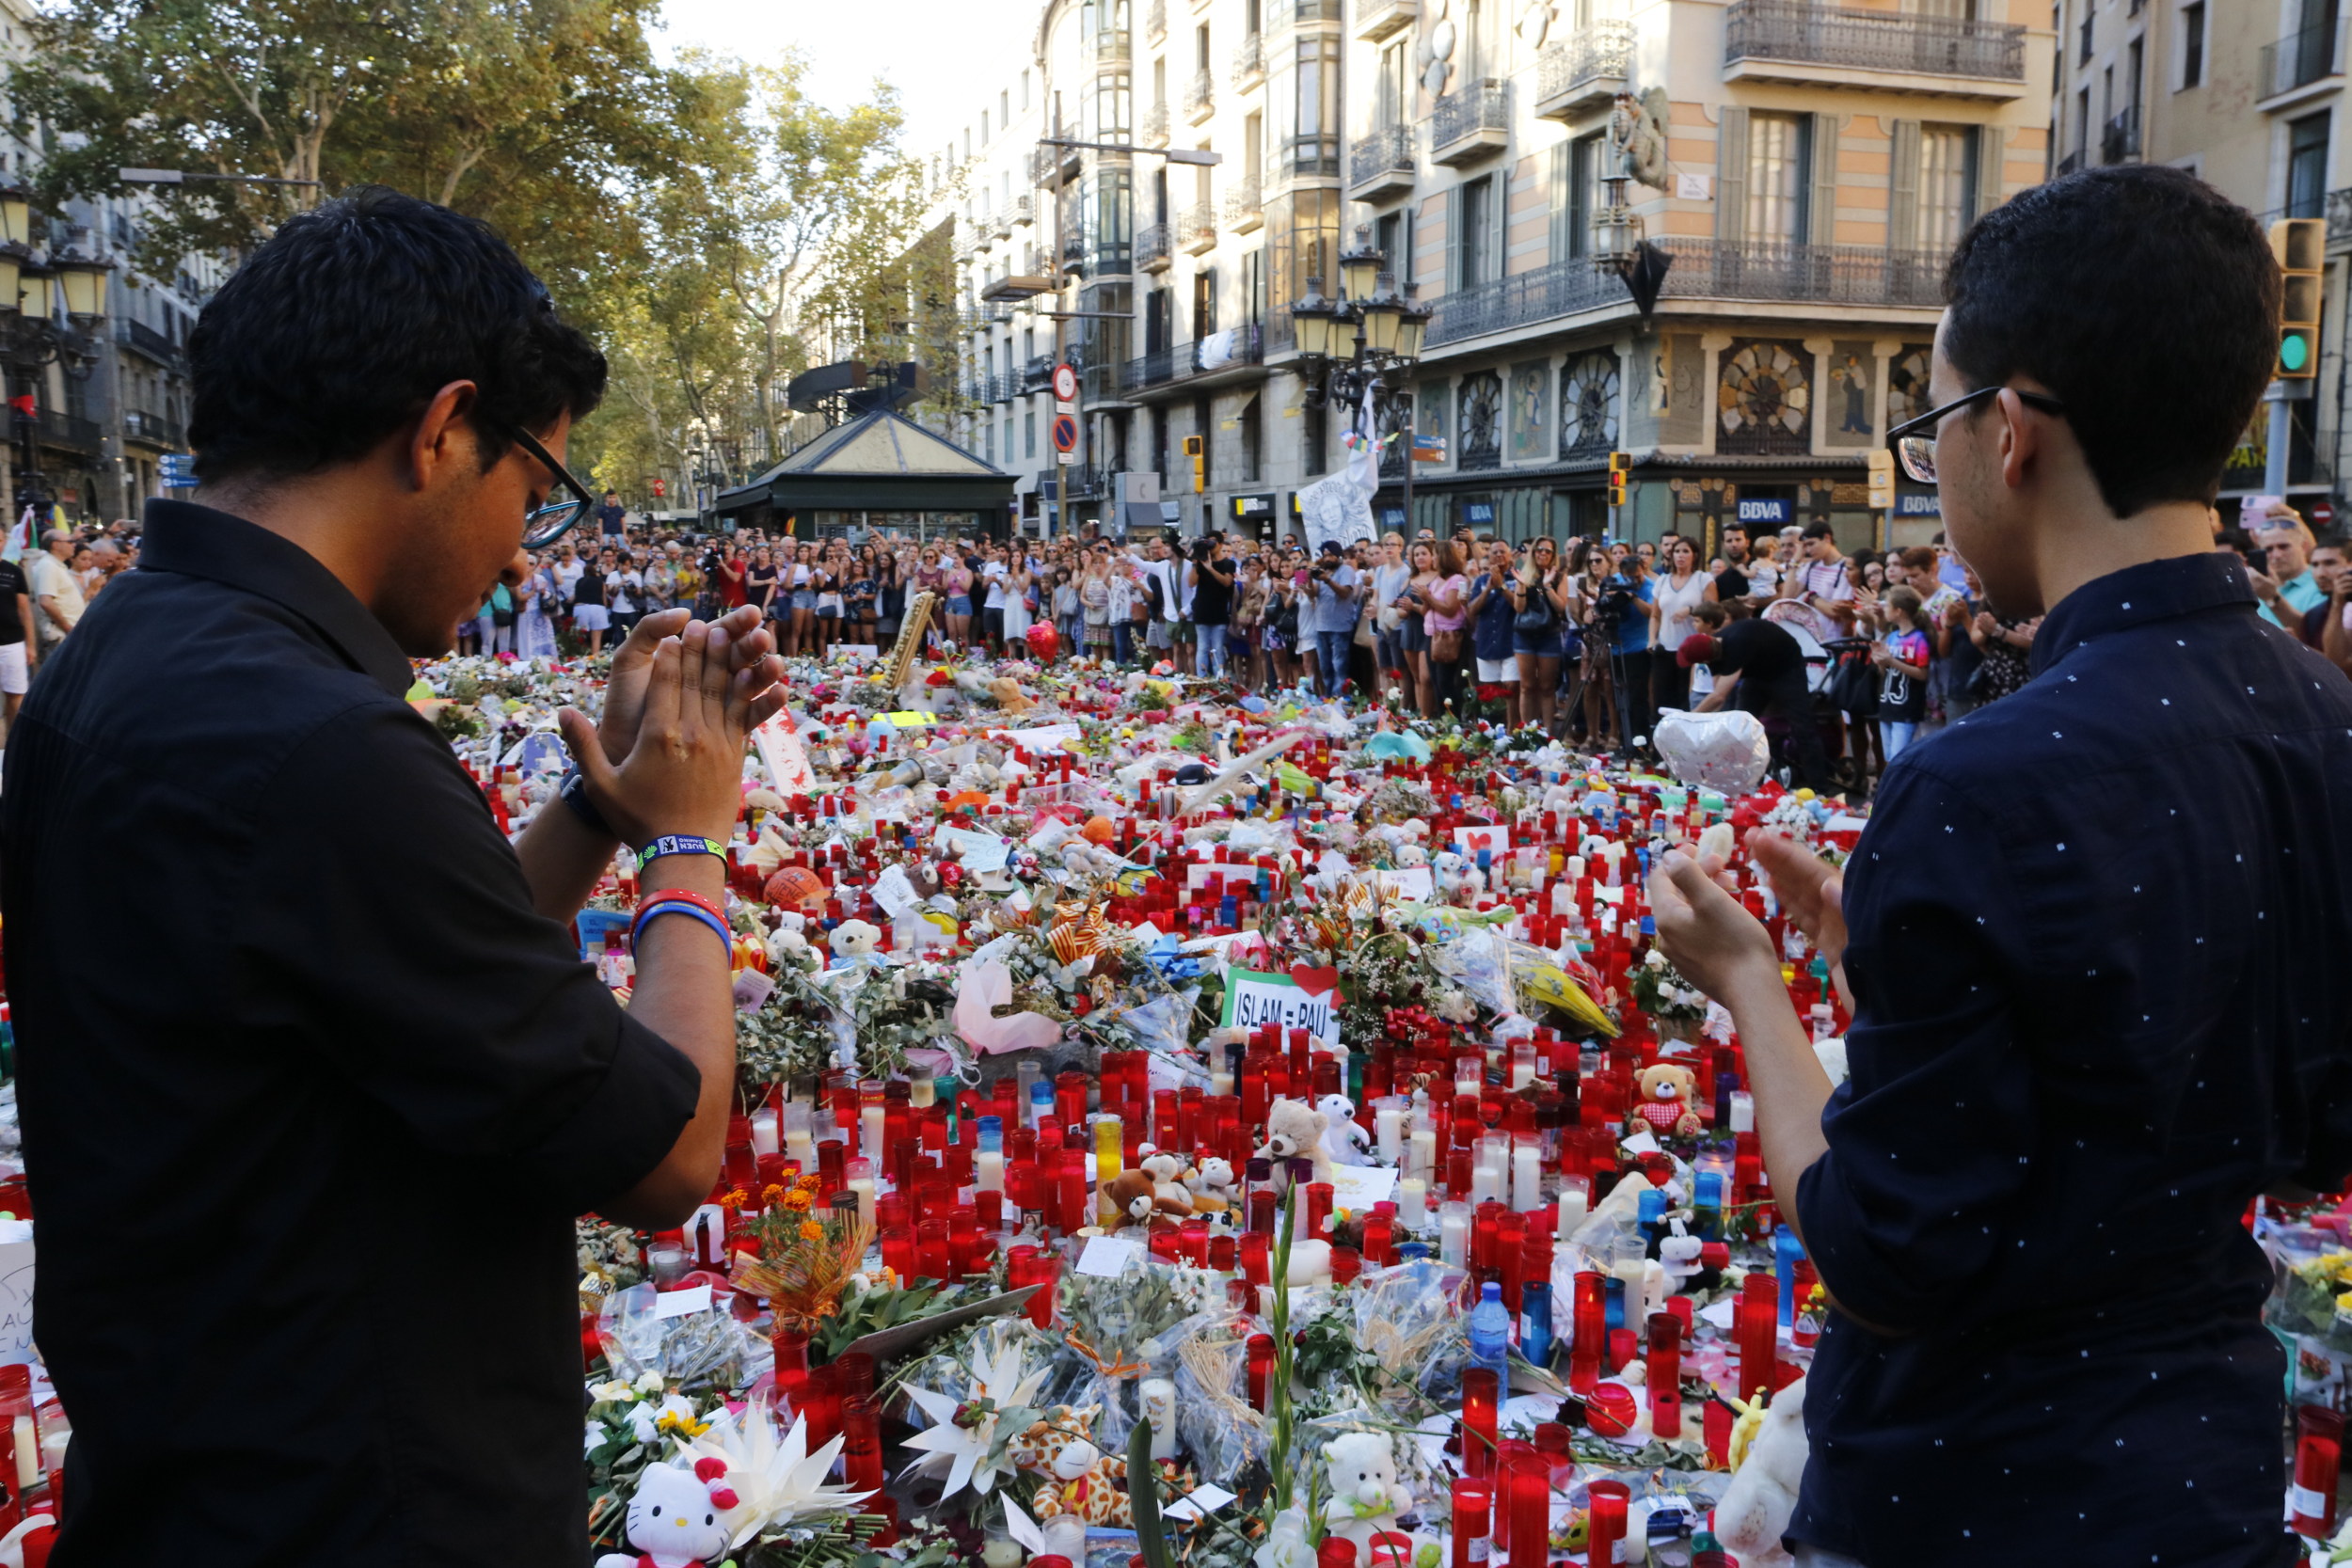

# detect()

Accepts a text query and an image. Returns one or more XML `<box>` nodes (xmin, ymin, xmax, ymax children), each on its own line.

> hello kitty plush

<box><xmin>596</xmin><ymin>1458</ymin><xmax>739</xmax><ymax>1568</ymax></box>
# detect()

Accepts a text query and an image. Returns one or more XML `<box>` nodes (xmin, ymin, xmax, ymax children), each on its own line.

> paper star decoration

<box><xmin>899</xmin><ymin>1324</ymin><xmax>1049</xmax><ymax>1499</ymax></box>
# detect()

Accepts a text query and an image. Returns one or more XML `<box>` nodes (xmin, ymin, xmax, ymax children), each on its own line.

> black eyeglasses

<box><xmin>1888</xmin><ymin>386</ymin><xmax>2068</xmax><ymax>483</ymax></box>
<box><xmin>508</xmin><ymin>425</ymin><xmax>597</xmax><ymax>549</ymax></box>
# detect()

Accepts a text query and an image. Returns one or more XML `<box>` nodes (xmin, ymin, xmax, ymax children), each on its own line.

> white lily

<box><xmin>898</xmin><ymin>1323</ymin><xmax>1049</xmax><ymax>1499</ymax></box>
<box><xmin>681</xmin><ymin>1407</ymin><xmax>874</xmax><ymax>1549</ymax></box>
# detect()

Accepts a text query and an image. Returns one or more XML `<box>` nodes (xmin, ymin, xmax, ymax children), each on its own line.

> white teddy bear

<box><xmin>1319</xmin><ymin>1432</ymin><xmax>1413</xmax><ymax>1563</ymax></box>
<box><xmin>764</xmin><ymin>911</ymin><xmax>817</xmax><ymax>974</ymax></box>
<box><xmin>826</xmin><ymin>918</ymin><xmax>884</xmax><ymax>969</ymax></box>
<box><xmin>596</xmin><ymin>1458</ymin><xmax>739</xmax><ymax>1568</ymax></box>
<box><xmin>1715</xmin><ymin>1376</ymin><xmax>1809</xmax><ymax>1568</ymax></box>
<box><xmin>1314</xmin><ymin>1093</ymin><xmax>1374</xmax><ymax>1167</ymax></box>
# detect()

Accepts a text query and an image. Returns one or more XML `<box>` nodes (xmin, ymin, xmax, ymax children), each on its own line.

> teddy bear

<box><xmin>1659</xmin><ymin>1219</ymin><xmax>1708</xmax><ymax>1290</ymax></box>
<box><xmin>764</xmin><ymin>912</ymin><xmax>818</xmax><ymax>974</ymax></box>
<box><xmin>1101</xmin><ymin>1169</ymin><xmax>1184</xmax><ymax>1231</ymax></box>
<box><xmin>596</xmin><ymin>1458</ymin><xmax>739</xmax><ymax>1568</ymax></box>
<box><xmin>1138</xmin><ymin>1151</ymin><xmax>1195</xmax><ymax>1215</ymax></box>
<box><xmin>1430</xmin><ymin>848</ymin><xmax>1471</xmax><ymax>899</ymax></box>
<box><xmin>1256</xmin><ymin>1098</ymin><xmax>1334</xmax><ymax>1186</ymax></box>
<box><xmin>1314</xmin><ymin>1093</ymin><xmax>1374</xmax><ymax>1167</ymax></box>
<box><xmin>1714</xmin><ymin>1377</ymin><xmax>1809</xmax><ymax>1568</ymax></box>
<box><xmin>1319</xmin><ymin>1432</ymin><xmax>1414</xmax><ymax>1564</ymax></box>
<box><xmin>989</xmin><ymin>675</ymin><xmax>1034</xmax><ymax>716</ymax></box>
<box><xmin>1628</xmin><ymin>1062</ymin><xmax>1703</xmax><ymax>1138</ymax></box>
<box><xmin>1184</xmin><ymin>1155</ymin><xmax>1236</xmax><ymax>1219</ymax></box>
<box><xmin>826</xmin><ymin>919</ymin><xmax>885</xmax><ymax>969</ymax></box>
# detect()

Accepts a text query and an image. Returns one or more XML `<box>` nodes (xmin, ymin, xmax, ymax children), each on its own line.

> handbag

<box><xmin>1826</xmin><ymin>645</ymin><xmax>1878</xmax><ymax>718</ymax></box>
<box><xmin>1514</xmin><ymin>580</ymin><xmax>1558</xmax><ymax>634</ymax></box>
<box><xmin>1431</xmin><ymin>626</ymin><xmax>1463</xmax><ymax>661</ymax></box>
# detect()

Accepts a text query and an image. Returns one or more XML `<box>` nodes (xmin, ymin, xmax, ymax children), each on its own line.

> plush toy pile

<box><xmin>1</xmin><ymin>631</ymin><xmax>2344</xmax><ymax>1565</ymax></box>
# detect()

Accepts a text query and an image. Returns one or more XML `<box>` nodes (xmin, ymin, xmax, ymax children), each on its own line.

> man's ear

<box><xmin>405</xmin><ymin>380</ymin><xmax>481</xmax><ymax>493</ymax></box>
<box><xmin>1994</xmin><ymin>388</ymin><xmax>2043</xmax><ymax>493</ymax></box>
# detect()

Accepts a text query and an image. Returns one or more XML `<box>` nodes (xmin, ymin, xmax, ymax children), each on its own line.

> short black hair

<box><xmin>188</xmin><ymin>186</ymin><xmax>606</xmax><ymax>484</ymax></box>
<box><xmin>1801</xmin><ymin>520</ymin><xmax>1836</xmax><ymax>541</ymax></box>
<box><xmin>1943</xmin><ymin>166</ymin><xmax>2277</xmax><ymax>520</ymax></box>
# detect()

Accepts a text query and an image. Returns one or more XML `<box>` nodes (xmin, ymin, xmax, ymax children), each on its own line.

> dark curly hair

<box><xmin>1941</xmin><ymin>165</ymin><xmax>2279</xmax><ymax>521</ymax></box>
<box><xmin>187</xmin><ymin>186</ymin><xmax>607</xmax><ymax>484</ymax></box>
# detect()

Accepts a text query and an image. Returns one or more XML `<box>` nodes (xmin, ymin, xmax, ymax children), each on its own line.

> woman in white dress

<box><xmin>516</xmin><ymin>555</ymin><xmax>558</xmax><ymax>659</ymax></box>
<box><xmin>1001</xmin><ymin>554</ymin><xmax>1034</xmax><ymax>648</ymax></box>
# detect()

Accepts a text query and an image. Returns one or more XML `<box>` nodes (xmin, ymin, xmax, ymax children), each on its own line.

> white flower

<box><xmin>590</xmin><ymin>1380</ymin><xmax>635</xmax><ymax>1403</ymax></box>
<box><xmin>680</xmin><ymin>1408</ymin><xmax>873</xmax><ymax>1548</ymax></box>
<box><xmin>899</xmin><ymin>1323</ymin><xmax>1050</xmax><ymax>1499</ymax></box>
<box><xmin>633</xmin><ymin>1370</ymin><xmax>666</xmax><ymax>1396</ymax></box>
<box><xmin>1645</xmin><ymin>947</ymin><xmax>1669</xmax><ymax>971</ymax></box>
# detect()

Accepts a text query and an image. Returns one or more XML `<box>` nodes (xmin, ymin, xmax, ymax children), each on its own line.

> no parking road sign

<box><xmin>1051</xmin><ymin>413</ymin><xmax>1078</xmax><ymax>452</ymax></box>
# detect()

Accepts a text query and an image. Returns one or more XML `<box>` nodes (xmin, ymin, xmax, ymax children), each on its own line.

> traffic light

<box><xmin>1606</xmin><ymin>451</ymin><xmax>1629</xmax><ymax>508</ymax></box>
<box><xmin>2272</xmin><ymin>218</ymin><xmax>2325</xmax><ymax>379</ymax></box>
<box><xmin>1866</xmin><ymin>448</ymin><xmax>1896</xmax><ymax>510</ymax></box>
<box><xmin>1182</xmin><ymin>434</ymin><xmax>1204</xmax><ymax>493</ymax></box>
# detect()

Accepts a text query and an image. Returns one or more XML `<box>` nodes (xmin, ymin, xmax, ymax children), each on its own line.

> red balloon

<box><xmin>1024</xmin><ymin>621</ymin><xmax>1060</xmax><ymax>660</ymax></box>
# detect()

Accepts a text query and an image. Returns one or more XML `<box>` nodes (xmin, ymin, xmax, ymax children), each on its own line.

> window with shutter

<box><xmin>1975</xmin><ymin>126</ymin><xmax>2006</xmax><ymax>223</ymax></box>
<box><xmin>1549</xmin><ymin>143</ymin><xmax>1571</xmax><ymax>263</ymax></box>
<box><xmin>1888</xmin><ymin>119</ymin><xmax>1921</xmax><ymax>251</ymax></box>
<box><xmin>1717</xmin><ymin>106</ymin><xmax>1750</xmax><ymax>245</ymax></box>
<box><xmin>1808</xmin><ymin>113</ymin><xmax>1838</xmax><ymax>246</ymax></box>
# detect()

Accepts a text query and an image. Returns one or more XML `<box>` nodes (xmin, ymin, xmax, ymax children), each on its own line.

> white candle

<box><xmin>784</xmin><ymin>1131</ymin><xmax>816</xmax><ymax>1172</ymax></box>
<box><xmin>1729</xmin><ymin>1090</ymin><xmax>1756</xmax><ymax>1134</ymax></box>
<box><xmin>1556</xmin><ymin>1187</ymin><xmax>1589</xmax><ymax>1243</ymax></box>
<box><xmin>976</xmin><ymin>1147</ymin><xmax>1005</xmax><ymax>1194</ymax></box>
<box><xmin>1471</xmin><ymin>1163</ymin><xmax>1502</xmax><ymax>1206</ymax></box>
<box><xmin>1410</xmin><ymin>1129</ymin><xmax>1438</xmax><ymax>1184</ymax></box>
<box><xmin>749</xmin><ymin>1110</ymin><xmax>780</xmax><ymax>1158</ymax></box>
<box><xmin>1438</xmin><ymin>1204</ymin><xmax>1470</xmax><ymax>1266</ymax></box>
<box><xmin>1211</xmin><ymin>1069</ymin><xmax>1234</xmax><ymax>1098</ymax></box>
<box><xmin>1512</xmin><ymin>1147</ymin><xmax>1542</xmax><ymax>1212</ymax></box>
<box><xmin>1375</xmin><ymin>1105</ymin><xmax>1405</xmax><ymax>1164</ymax></box>
<box><xmin>1398</xmin><ymin>1176</ymin><xmax>1427</xmax><ymax>1228</ymax></box>
<box><xmin>861</xmin><ymin>1104</ymin><xmax>886</xmax><ymax>1160</ymax></box>
<box><xmin>11</xmin><ymin>1417</ymin><xmax>31</xmax><ymax>1493</ymax></box>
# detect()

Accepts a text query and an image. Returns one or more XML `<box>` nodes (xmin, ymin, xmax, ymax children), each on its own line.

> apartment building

<box><xmin>2053</xmin><ymin>0</ymin><xmax>2346</xmax><ymax>516</ymax></box>
<box><xmin>940</xmin><ymin>0</ymin><xmax>2056</xmax><ymax>551</ymax></box>
<box><xmin>0</xmin><ymin>0</ymin><xmax>210</xmax><ymax>529</ymax></box>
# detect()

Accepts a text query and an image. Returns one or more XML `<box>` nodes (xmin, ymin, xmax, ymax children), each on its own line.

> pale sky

<box><xmin>654</xmin><ymin>0</ymin><xmax>1036</xmax><ymax>169</ymax></box>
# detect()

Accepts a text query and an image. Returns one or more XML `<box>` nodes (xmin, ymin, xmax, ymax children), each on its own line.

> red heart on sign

<box><xmin>1288</xmin><ymin>965</ymin><xmax>1340</xmax><ymax>999</ymax></box>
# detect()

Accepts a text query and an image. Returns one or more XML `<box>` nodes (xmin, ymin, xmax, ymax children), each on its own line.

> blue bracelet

<box><xmin>629</xmin><ymin>897</ymin><xmax>735</xmax><ymax>954</ymax></box>
<box><xmin>635</xmin><ymin>833</ymin><xmax>728</xmax><ymax>872</ymax></box>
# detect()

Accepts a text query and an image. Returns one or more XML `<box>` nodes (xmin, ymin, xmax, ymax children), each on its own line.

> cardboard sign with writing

<box><xmin>1219</xmin><ymin>967</ymin><xmax>1343</xmax><ymax>1048</ymax></box>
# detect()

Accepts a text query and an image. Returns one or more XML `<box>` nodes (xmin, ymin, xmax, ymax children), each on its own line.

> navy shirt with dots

<box><xmin>1791</xmin><ymin>550</ymin><xmax>2352</xmax><ymax>1568</ymax></box>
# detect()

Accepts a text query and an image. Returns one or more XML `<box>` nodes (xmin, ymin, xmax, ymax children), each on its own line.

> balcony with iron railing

<box><xmin>1143</xmin><ymin>102</ymin><xmax>1170</xmax><ymax>148</ymax></box>
<box><xmin>122</xmin><ymin>407</ymin><xmax>184</xmax><ymax>449</ymax></box>
<box><xmin>1029</xmin><ymin>146</ymin><xmax>1059</xmax><ymax>186</ymax></box>
<box><xmin>1432</xmin><ymin>80</ymin><xmax>1510</xmax><ymax>166</ymax></box>
<box><xmin>1184</xmin><ymin>70</ymin><xmax>1215</xmax><ymax>124</ymax></box>
<box><xmin>1009</xmin><ymin>194</ymin><xmax>1035</xmax><ymax>227</ymax></box>
<box><xmin>1724</xmin><ymin>0</ymin><xmax>2028</xmax><ymax>95</ymax></box>
<box><xmin>1355</xmin><ymin>0</ymin><xmax>1416</xmax><ymax>42</ymax></box>
<box><xmin>1422</xmin><ymin>240</ymin><xmax>1947</xmax><ymax>350</ymax></box>
<box><xmin>1120</xmin><ymin>323</ymin><xmax>1266</xmax><ymax>394</ymax></box>
<box><xmin>1232</xmin><ymin>33</ymin><xmax>1265</xmax><ymax>89</ymax></box>
<box><xmin>1137</xmin><ymin>221</ymin><xmax>1174</xmax><ymax>272</ymax></box>
<box><xmin>2260</xmin><ymin>17</ymin><xmax>2343</xmax><ymax>103</ymax></box>
<box><xmin>2100</xmin><ymin>104</ymin><xmax>2140</xmax><ymax>165</ymax></box>
<box><xmin>37</xmin><ymin>409</ymin><xmax>103</xmax><ymax>452</ymax></box>
<box><xmin>1536</xmin><ymin>21</ymin><xmax>1635</xmax><ymax>120</ymax></box>
<box><xmin>1021</xmin><ymin>354</ymin><xmax>1058</xmax><ymax>394</ymax></box>
<box><xmin>2326</xmin><ymin>187</ymin><xmax>2352</xmax><ymax>248</ymax></box>
<box><xmin>1224</xmin><ymin>182</ymin><xmax>1263</xmax><ymax>233</ymax></box>
<box><xmin>2055</xmin><ymin>148</ymin><xmax>2085</xmax><ymax>177</ymax></box>
<box><xmin>1349</xmin><ymin>123</ymin><xmax>1416</xmax><ymax>201</ymax></box>
<box><xmin>1177</xmin><ymin>201</ymin><xmax>1217</xmax><ymax>255</ymax></box>
<box><xmin>119</xmin><ymin>317</ymin><xmax>183</xmax><ymax>365</ymax></box>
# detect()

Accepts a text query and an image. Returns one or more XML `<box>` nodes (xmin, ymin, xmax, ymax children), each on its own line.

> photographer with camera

<box><xmin>1594</xmin><ymin>543</ymin><xmax>1655</xmax><ymax>752</ymax></box>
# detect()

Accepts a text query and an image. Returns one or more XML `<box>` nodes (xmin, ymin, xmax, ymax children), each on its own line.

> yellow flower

<box><xmin>655</xmin><ymin>1409</ymin><xmax>712</xmax><ymax>1438</ymax></box>
<box><xmin>760</xmin><ymin>1183</ymin><xmax>785</xmax><ymax>1204</ymax></box>
<box><xmin>800</xmin><ymin>1220</ymin><xmax>825</xmax><ymax>1241</ymax></box>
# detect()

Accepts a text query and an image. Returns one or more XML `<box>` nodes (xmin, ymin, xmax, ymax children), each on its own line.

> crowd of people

<box><xmin>440</xmin><ymin>495</ymin><xmax>2352</xmax><ymax>803</ymax></box>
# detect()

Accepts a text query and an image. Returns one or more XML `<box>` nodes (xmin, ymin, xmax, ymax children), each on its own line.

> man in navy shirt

<box><xmin>1652</xmin><ymin>166</ymin><xmax>2352</xmax><ymax>1566</ymax></box>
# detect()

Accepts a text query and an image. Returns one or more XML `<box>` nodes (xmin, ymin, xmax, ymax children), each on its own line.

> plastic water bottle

<box><xmin>1468</xmin><ymin>1281</ymin><xmax>1513</xmax><ymax>1384</ymax></box>
<box><xmin>1519</xmin><ymin>1279</ymin><xmax>1554</xmax><ymax>1370</ymax></box>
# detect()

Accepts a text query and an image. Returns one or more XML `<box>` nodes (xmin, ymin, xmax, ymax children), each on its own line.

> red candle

<box><xmin>1567</xmin><ymin>1271</ymin><xmax>1606</xmax><ymax>1393</ymax></box>
<box><xmin>1736</xmin><ymin>1272</ymin><xmax>1778</xmax><ymax>1402</ymax></box>
<box><xmin>1505</xmin><ymin>1449</ymin><xmax>1549</xmax><ymax>1568</ymax></box>
<box><xmin>1449</xmin><ymin>1478</ymin><xmax>1491</xmax><ymax>1568</ymax></box>
<box><xmin>2295</xmin><ymin>1405</ymin><xmax>2344</xmax><ymax>1536</ymax></box>
<box><xmin>1460</xmin><ymin>1366</ymin><xmax>1500</xmax><ymax>1480</ymax></box>
<box><xmin>769</xmin><ymin>1325</ymin><xmax>810</xmax><ymax>1409</ymax></box>
<box><xmin>1645</xmin><ymin>1311</ymin><xmax>1683</xmax><ymax>1440</ymax></box>
<box><xmin>1317</xmin><ymin>1539</ymin><xmax>1358</xmax><ymax>1568</ymax></box>
<box><xmin>1246</xmin><ymin>1332</ymin><xmax>1277</xmax><ymax>1412</ymax></box>
<box><xmin>1305</xmin><ymin>1181</ymin><xmax>1335</xmax><ymax>1239</ymax></box>
<box><xmin>1585</xmin><ymin>1478</ymin><xmax>1629</xmax><ymax>1566</ymax></box>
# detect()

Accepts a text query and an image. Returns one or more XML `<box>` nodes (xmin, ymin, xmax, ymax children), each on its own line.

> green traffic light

<box><xmin>2283</xmin><ymin>331</ymin><xmax>2313</xmax><ymax>372</ymax></box>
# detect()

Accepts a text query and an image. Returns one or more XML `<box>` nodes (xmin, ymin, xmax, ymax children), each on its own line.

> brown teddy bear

<box><xmin>1100</xmin><ymin>1170</ymin><xmax>1186</xmax><ymax>1231</ymax></box>
<box><xmin>1628</xmin><ymin>1062</ymin><xmax>1704</xmax><ymax>1138</ymax></box>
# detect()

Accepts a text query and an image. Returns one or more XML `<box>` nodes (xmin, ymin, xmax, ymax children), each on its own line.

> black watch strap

<box><xmin>559</xmin><ymin>769</ymin><xmax>615</xmax><ymax>839</ymax></box>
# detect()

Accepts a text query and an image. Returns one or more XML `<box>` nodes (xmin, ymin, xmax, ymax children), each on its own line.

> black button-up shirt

<box><xmin>2</xmin><ymin>502</ymin><xmax>700</xmax><ymax>1566</ymax></box>
<box><xmin>1792</xmin><ymin>550</ymin><xmax>2352</xmax><ymax>1568</ymax></box>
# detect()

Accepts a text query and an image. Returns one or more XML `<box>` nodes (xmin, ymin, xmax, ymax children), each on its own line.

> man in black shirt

<box><xmin>1</xmin><ymin>190</ymin><xmax>784</xmax><ymax>1565</ymax></box>
<box><xmin>596</xmin><ymin>487</ymin><xmax>627</xmax><ymax>541</ymax></box>
<box><xmin>1712</xmin><ymin>522</ymin><xmax>1754</xmax><ymax>601</ymax></box>
<box><xmin>1680</xmin><ymin>602</ymin><xmax>1832</xmax><ymax>793</ymax></box>
<box><xmin>1651</xmin><ymin>166</ymin><xmax>2352</xmax><ymax>1567</ymax></box>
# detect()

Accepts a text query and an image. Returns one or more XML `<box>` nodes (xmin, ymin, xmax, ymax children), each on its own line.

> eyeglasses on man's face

<box><xmin>1888</xmin><ymin>385</ymin><xmax>2068</xmax><ymax>483</ymax></box>
<box><xmin>508</xmin><ymin>425</ymin><xmax>597</xmax><ymax>549</ymax></box>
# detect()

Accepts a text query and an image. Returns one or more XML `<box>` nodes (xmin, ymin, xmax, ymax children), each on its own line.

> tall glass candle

<box><xmin>1460</xmin><ymin>1367</ymin><xmax>1500</xmax><ymax>1481</ymax></box>
<box><xmin>2295</xmin><ymin>1405</ymin><xmax>2344</xmax><ymax>1537</ymax></box>
<box><xmin>1449</xmin><ymin>1478</ymin><xmax>1491</xmax><ymax>1568</ymax></box>
<box><xmin>1398</xmin><ymin>1177</ymin><xmax>1428</xmax><ymax>1229</ymax></box>
<box><xmin>1505</xmin><ymin>1450</ymin><xmax>1549</xmax><ymax>1568</ymax></box>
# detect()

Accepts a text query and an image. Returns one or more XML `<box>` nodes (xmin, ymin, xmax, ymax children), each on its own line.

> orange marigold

<box><xmin>799</xmin><ymin>1220</ymin><xmax>825</xmax><ymax>1242</ymax></box>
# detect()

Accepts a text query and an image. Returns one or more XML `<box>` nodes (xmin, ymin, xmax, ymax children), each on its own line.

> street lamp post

<box><xmin>0</xmin><ymin>193</ymin><xmax>114</xmax><ymax>535</ymax></box>
<box><xmin>1286</xmin><ymin>225</ymin><xmax>1434</xmax><ymax>536</ymax></box>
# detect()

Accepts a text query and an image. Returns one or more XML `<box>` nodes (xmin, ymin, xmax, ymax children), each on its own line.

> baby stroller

<box><xmin>1757</xmin><ymin>603</ymin><xmax>1869</xmax><ymax>796</ymax></box>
